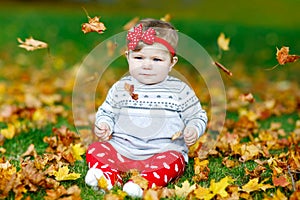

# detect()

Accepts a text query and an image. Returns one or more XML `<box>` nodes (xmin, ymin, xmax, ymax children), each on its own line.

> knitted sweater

<box><xmin>95</xmin><ymin>75</ymin><xmax>207</xmax><ymax>162</ymax></box>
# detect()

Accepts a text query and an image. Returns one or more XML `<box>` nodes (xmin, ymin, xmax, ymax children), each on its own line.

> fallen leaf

<box><xmin>240</xmin><ymin>178</ymin><xmax>273</xmax><ymax>193</ymax></box>
<box><xmin>272</xmin><ymin>175</ymin><xmax>290</xmax><ymax>187</ymax></box>
<box><xmin>17</xmin><ymin>37</ymin><xmax>48</xmax><ymax>51</ymax></box>
<box><xmin>217</xmin><ymin>32</ymin><xmax>230</xmax><ymax>51</ymax></box>
<box><xmin>98</xmin><ymin>176</ymin><xmax>109</xmax><ymax>191</ymax></box>
<box><xmin>53</xmin><ymin>166</ymin><xmax>80</xmax><ymax>181</ymax></box>
<box><xmin>0</xmin><ymin>123</ymin><xmax>16</xmax><ymax>139</ymax></box>
<box><xmin>71</xmin><ymin>143</ymin><xmax>85</xmax><ymax>161</ymax></box>
<box><xmin>239</xmin><ymin>93</ymin><xmax>255</xmax><ymax>103</ymax></box>
<box><xmin>174</xmin><ymin>180</ymin><xmax>196</xmax><ymax>198</ymax></box>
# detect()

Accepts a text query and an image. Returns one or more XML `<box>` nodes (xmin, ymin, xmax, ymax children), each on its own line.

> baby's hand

<box><xmin>94</xmin><ymin>122</ymin><xmax>111</xmax><ymax>142</ymax></box>
<box><xmin>183</xmin><ymin>126</ymin><xmax>198</xmax><ymax>146</ymax></box>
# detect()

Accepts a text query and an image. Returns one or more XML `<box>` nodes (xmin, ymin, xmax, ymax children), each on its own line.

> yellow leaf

<box><xmin>210</xmin><ymin>176</ymin><xmax>234</xmax><ymax>198</ymax></box>
<box><xmin>217</xmin><ymin>32</ymin><xmax>230</xmax><ymax>51</ymax></box>
<box><xmin>240</xmin><ymin>178</ymin><xmax>273</xmax><ymax>193</ymax></box>
<box><xmin>53</xmin><ymin>166</ymin><xmax>81</xmax><ymax>181</ymax></box>
<box><xmin>1</xmin><ymin>123</ymin><xmax>16</xmax><ymax>139</ymax></box>
<box><xmin>98</xmin><ymin>176</ymin><xmax>109</xmax><ymax>190</ymax></box>
<box><xmin>174</xmin><ymin>180</ymin><xmax>196</xmax><ymax>197</ymax></box>
<box><xmin>71</xmin><ymin>143</ymin><xmax>85</xmax><ymax>161</ymax></box>
<box><xmin>194</xmin><ymin>186</ymin><xmax>214</xmax><ymax>200</ymax></box>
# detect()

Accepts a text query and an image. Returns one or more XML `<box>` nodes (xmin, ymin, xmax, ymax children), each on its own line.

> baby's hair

<box><xmin>130</xmin><ymin>18</ymin><xmax>178</xmax><ymax>52</ymax></box>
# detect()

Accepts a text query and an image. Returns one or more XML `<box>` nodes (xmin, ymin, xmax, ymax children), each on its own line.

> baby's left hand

<box><xmin>183</xmin><ymin>126</ymin><xmax>198</xmax><ymax>146</ymax></box>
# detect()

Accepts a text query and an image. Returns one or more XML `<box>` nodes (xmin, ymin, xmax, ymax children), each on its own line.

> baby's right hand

<box><xmin>94</xmin><ymin>122</ymin><xmax>111</xmax><ymax>142</ymax></box>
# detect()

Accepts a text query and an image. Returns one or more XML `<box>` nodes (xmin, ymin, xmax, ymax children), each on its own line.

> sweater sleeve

<box><xmin>178</xmin><ymin>84</ymin><xmax>208</xmax><ymax>137</ymax></box>
<box><xmin>95</xmin><ymin>83</ymin><xmax>120</xmax><ymax>133</ymax></box>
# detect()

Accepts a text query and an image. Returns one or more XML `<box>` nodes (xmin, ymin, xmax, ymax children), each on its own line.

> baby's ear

<box><xmin>169</xmin><ymin>56</ymin><xmax>178</xmax><ymax>71</ymax></box>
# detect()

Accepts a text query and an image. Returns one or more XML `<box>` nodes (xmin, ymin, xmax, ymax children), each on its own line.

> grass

<box><xmin>1</xmin><ymin>1</ymin><xmax>300</xmax><ymax>199</ymax></box>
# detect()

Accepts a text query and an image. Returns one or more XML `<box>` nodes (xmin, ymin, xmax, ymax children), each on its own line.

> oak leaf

<box><xmin>17</xmin><ymin>37</ymin><xmax>48</xmax><ymax>51</ymax></box>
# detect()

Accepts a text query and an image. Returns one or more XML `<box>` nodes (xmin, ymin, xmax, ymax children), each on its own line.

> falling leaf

<box><xmin>81</xmin><ymin>8</ymin><xmax>106</xmax><ymax>34</ymax></box>
<box><xmin>214</xmin><ymin>61</ymin><xmax>233</xmax><ymax>76</ymax></box>
<box><xmin>17</xmin><ymin>37</ymin><xmax>48</xmax><ymax>51</ymax></box>
<box><xmin>160</xmin><ymin>14</ymin><xmax>172</xmax><ymax>22</ymax></box>
<box><xmin>53</xmin><ymin>166</ymin><xmax>80</xmax><ymax>181</ymax></box>
<box><xmin>174</xmin><ymin>180</ymin><xmax>196</xmax><ymax>198</ymax></box>
<box><xmin>240</xmin><ymin>178</ymin><xmax>273</xmax><ymax>193</ymax></box>
<box><xmin>239</xmin><ymin>93</ymin><xmax>255</xmax><ymax>103</ymax></box>
<box><xmin>217</xmin><ymin>32</ymin><xmax>230</xmax><ymax>51</ymax></box>
<box><xmin>276</xmin><ymin>46</ymin><xmax>300</xmax><ymax>65</ymax></box>
<box><xmin>124</xmin><ymin>83</ymin><xmax>138</xmax><ymax>100</ymax></box>
<box><xmin>123</xmin><ymin>17</ymin><xmax>140</xmax><ymax>30</ymax></box>
<box><xmin>106</xmin><ymin>40</ymin><xmax>117</xmax><ymax>57</ymax></box>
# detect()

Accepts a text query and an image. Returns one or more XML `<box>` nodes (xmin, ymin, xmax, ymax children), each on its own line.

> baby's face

<box><xmin>127</xmin><ymin>44</ymin><xmax>177</xmax><ymax>85</ymax></box>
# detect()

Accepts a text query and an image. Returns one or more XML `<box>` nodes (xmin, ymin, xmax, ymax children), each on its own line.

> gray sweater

<box><xmin>95</xmin><ymin>75</ymin><xmax>207</xmax><ymax>162</ymax></box>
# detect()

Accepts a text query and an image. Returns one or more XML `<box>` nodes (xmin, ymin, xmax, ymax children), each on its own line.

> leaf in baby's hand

<box><xmin>276</xmin><ymin>46</ymin><xmax>299</xmax><ymax>65</ymax></box>
<box><xmin>217</xmin><ymin>32</ymin><xmax>230</xmax><ymax>51</ymax></box>
<box><xmin>171</xmin><ymin>131</ymin><xmax>182</xmax><ymax>141</ymax></box>
<box><xmin>17</xmin><ymin>37</ymin><xmax>48</xmax><ymax>51</ymax></box>
<box><xmin>81</xmin><ymin>8</ymin><xmax>106</xmax><ymax>34</ymax></box>
<box><xmin>53</xmin><ymin>166</ymin><xmax>80</xmax><ymax>181</ymax></box>
<box><xmin>160</xmin><ymin>14</ymin><xmax>172</xmax><ymax>22</ymax></box>
<box><xmin>123</xmin><ymin>17</ymin><xmax>140</xmax><ymax>30</ymax></box>
<box><xmin>124</xmin><ymin>83</ymin><xmax>139</xmax><ymax>100</ymax></box>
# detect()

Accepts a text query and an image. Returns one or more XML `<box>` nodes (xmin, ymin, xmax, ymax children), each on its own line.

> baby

<box><xmin>85</xmin><ymin>18</ymin><xmax>207</xmax><ymax>197</ymax></box>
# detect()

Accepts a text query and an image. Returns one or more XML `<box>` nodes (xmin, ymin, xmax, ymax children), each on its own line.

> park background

<box><xmin>0</xmin><ymin>0</ymin><xmax>299</xmax><ymax>199</ymax></box>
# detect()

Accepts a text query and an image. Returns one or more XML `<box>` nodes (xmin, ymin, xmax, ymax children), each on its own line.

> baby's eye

<box><xmin>134</xmin><ymin>56</ymin><xmax>143</xmax><ymax>60</ymax></box>
<box><xmin>153</xmin><ymin>58</ymin><xmax>163</xmax><ymax>62</ymax></box>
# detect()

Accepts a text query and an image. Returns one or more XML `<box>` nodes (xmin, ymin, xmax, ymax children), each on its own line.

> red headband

<box><xmin>126</xmin><ymin>24</ymin><xmax>176</xmax><ymax>56</ymax></box>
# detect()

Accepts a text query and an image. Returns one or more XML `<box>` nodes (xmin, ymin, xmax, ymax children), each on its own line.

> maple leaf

<box><xmin>263</xmin><ymin>189</ymin><xmax>288</xmax><ymax>200</ymax></box>
<box><xmin>272</xmin><ymin>175</ymin><xmax>290</xmax><ymax>187</ymax></box>
<box><xmin>123</xmin><ymin>17</ymin><xmax>140</xmax><ymax>30</ymax></box>
<box><xmin>98</xmin><ymin>175</ymin><xmax>109</xmax><ymax>191</ymax></box>
<box><xmin>71</xmin><ymin>143</ymin><xmax>85</xmax><ymax>161</ymax></box>
<box><xmin>53</xmin><ymin>166</ymin><xmax>81</xmax><ymax>181</ymax></box>
<box><xmin>217</xmin><ymin>32</ymin><xmax>230</xmax><ymax>51</ymax></box>
<box><xmin>194</xmin><ymin>176</ymin><xmax>234</xmax><ymax>200</ymax></box>
<box><xmin>17</xmin><ymin>37</ymin><xmax>48</xmax><ymax>51</ymax></box>
<box><xmin>174</xmin><ymin>180</ymin><xmax>196</xmax><ymax>198</ymax></box>
<box><xmin>276</xmin><ymin>46</ymin><xmax>300</xmax><ymax>65</ymax></box>
<box><xmin>240</xmin><ymin>178</ymin><xmax>273</xmax><ymax>193</ymax></box>
<box><xmin>81</xmin><ymin>8</ymin><xmax>106</xmax><ymax>34</ymax></box>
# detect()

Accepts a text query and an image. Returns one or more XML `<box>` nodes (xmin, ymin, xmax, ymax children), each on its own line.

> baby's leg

<box><xmin>86</xmin><ymin>141</ymin><xmax>125</xmax><ymax>186</ymax></box>
<box><xmin>140</xmin><ymin>151</ymin><xmax>186</xmax><ymax>188</ymax></box>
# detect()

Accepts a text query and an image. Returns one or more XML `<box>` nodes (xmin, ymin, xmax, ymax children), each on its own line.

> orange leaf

<box><xmin>17</xmin><ymin>37</ymin><xmax>48</xmax><ymax>51</ymax></box>
<box><xmin>81</xmin><ymin>8</ymin><xmax>106</xmax><ymax>34</ymax></box>
<box><xmin>276</xmin><ymin>46</ymin><xmax>300</xmax><ymax>65</ymax></box>
<box><xmin>272</xmin><ymin>175</ymin><xmax>290</xmax><ymax>187</ymax></box>
<box><xmin>124</xmin><ymin>83</ymin><xmax>139</xmax><ymax>100</ymax></box>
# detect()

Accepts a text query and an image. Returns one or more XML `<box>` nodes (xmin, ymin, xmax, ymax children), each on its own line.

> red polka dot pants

<box><xmin>86</xmin><ymin>142</ymin><xmax>186</xmax><ymax>188</ymax></box>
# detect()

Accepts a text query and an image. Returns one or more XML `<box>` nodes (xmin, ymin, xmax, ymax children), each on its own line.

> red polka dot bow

<box><xmin>127</xmin><ymin>24</ymin><xmax>156</xmax><ymax>50</ymax></box>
